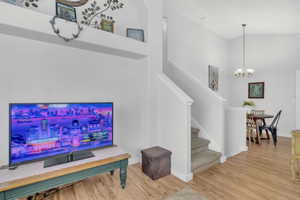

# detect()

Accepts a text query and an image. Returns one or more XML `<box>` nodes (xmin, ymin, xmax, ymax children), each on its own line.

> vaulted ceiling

<box><xmin>172</xmin><ymin>0</ymin><xmax>300</xmax><ymax>39</ymax></box>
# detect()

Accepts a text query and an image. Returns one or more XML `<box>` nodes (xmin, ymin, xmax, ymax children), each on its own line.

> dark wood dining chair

<box><xmin>259</xmin><ymin>110</ymin><xmax>282</xmax><ymax>146</ymax></box>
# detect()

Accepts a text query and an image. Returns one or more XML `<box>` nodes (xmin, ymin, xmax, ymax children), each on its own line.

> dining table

<box><xmin>251</xmin><ymin>114</ymin><xmax>274</xmax><ymax>143</ymax></box>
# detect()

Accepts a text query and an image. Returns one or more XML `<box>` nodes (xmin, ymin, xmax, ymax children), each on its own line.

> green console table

<box><xmin>0</xmin><ymin>147</ymin><xmax>130</xmax><ymax>200</ymax></box>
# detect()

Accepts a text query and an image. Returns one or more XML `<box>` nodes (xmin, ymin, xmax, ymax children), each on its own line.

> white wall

<box><xmin>164</xmin><ymin>1</ymin><xmax>229</xmax><ymax>99</ymax></box>
<box><xmin>0</xmin><ymin>33</ymin><xmax>148</xmax><ymax>165</ymax></box>
<box><xmin>228</xmin><ymin>35</ymin><xmax>300</xmax><ymax>137</ymax></box>
<box><xmin>158</xmin><ymin>74</ymin><xmax>193</xmax><ymax>182</ymax></box>
<box><xmin>225</xmin><ymin>107</ymin><xmax>248</xmax><ymax>158</ymax></box>
<box><xmin>143</xmin><ymin>0</ymin><xmax>163</xmax><ymax>148</ymax></box>
<box><xmin>296</xmin><ymin>70</ymin><xmax>300</xmax><ymax>129</ymax></box>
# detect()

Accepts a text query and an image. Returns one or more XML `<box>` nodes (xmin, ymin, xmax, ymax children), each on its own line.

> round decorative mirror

<box><xmin>56</xmin><ymin>0</ymin><xmax>89</xmax><ymax>7</ymax></box>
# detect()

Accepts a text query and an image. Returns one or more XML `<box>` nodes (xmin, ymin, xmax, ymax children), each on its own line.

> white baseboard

<box><xmin>129</xmin><ymin>155</ymin><xmax>140</xmax><ymax>165</ymax></box>
<box><xmin>225</xmin><ymin>146</ymin><xmax>248</xmax><ymax>159</ymax></box>
<box><xmin>130</xmin><ymin>157</ymin><xmax>193</xmax><ymax>182</ymax></box>
<box><xmin>171</xmin><ymin>169</ymin><xmax>193</xmax><ymax>182</ymax></box>
<box><xmin>241</xmin><ymin>146</ymin><xmax>248</xmax><ymax>152</ymax></box>
<box><xmin>220</xmin><ymin>155</ymin><xmax>227</xmax><ymax>163</ymax></box>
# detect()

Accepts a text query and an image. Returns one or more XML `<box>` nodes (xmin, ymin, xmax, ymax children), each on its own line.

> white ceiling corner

<box><xmin>175</xmin><ymin>0</ymin><xmax>300</xmax><ymax>39</ymax></box>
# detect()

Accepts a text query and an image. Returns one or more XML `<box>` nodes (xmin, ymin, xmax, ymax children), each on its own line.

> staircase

<box><xmin>191</xmin><ymin>127</ymin><xmax>222</xmax><ymax>173</ymax></box>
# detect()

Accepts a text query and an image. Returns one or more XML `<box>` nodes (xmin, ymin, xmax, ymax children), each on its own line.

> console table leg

<box><xmin>0</xmin><ymin>192</ymin><xmax>5</xmax><ymax>200</ymax></box>
<box><xmin>120</xmin><ymin>159</ymin><xmax>128</xmax><ymax>189</ymax></box>
<box><xmin>110</xmin><ymin>170</ymin><xmax>114</xmax><ymax>176</ymax></box>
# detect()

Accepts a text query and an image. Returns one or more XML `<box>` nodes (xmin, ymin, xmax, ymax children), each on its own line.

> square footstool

<box><xmin>141</xmin><ymin>146</ymin><xmax>172</xmax><ymax>180</ymax></box>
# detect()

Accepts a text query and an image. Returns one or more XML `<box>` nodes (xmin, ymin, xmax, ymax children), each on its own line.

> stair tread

<box><xmin>191</xmin><ymin>133</ymin><xmax>198</xmax><ymax>139</ymax></box>
<box><xmin>192</xmin><ymin>145</ymin><xmax>208</xmax><ymax>154</ymax></box>
<box><xmin>191</xmin><ymin>150</ymin><xmax>222</xmax><ymax>170</ymax></box>
<box><xmin>191</xmin><ymin>137</ymin><xmax>210</xmax><ymax>149</ymax></box>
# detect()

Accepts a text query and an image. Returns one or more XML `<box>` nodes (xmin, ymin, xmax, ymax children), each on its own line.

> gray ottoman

<box><xmin>141</xmin><ymin>146</ymin><xmax>172</xmax><ymax>180</ymax></box>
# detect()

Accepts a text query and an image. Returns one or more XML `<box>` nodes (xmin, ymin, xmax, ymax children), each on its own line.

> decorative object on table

<box><xmin>80</xmin><ymin>0</ymin><xmax>125</xmax><ymax>27</ymax></box>
<box><xmin>56</xmin><ymin>2</ymin><xmax>77</xmax><ymax>22</ymax></box>
<box><xmin>141</xmin><ymin>146</ymin><xmax>172</xmax><ymax>180</ymax></box>
<box><xmin>243</xmin><ymin>101</ymin><xmax>255</xmax><ymax>108</ymax></box>
<box><xmin>234</xmin><ymin>24</ymin><xmax>255</xmax><ymax>78</ymax></box>
<box><xmin>208</xmin><ymin>65</ymin><xmax>219</xmax><ymax>91</ymax></box>
<box><xmin>290</xmin><ymin>130</ymin><xmax>300</xmax><ymax>180</ymax></box>
<box><xmin>243</xmin><ymin>101</ymin><xmax>256</xmax><ymax>113</ymax></box>
<box><xmin>100</xmin><ymin>18</ymin><xmax>115</xmax><ymax>33</ymax></box>
<box><xmin>248</xmin><ymin>82</ymin><xmax>264</xmax><ymax>99</ymax></box>
<box><xmin>164</xmin><ymin>187</ymin><xmax>208</xmax><ymax>200</ymax></box>
<box><xmin>24</xmin><ymin>0</ymin><xmax>39</xmax><ymax>8</ymax></box>
<box><xmin>259</xmin><ymin>110</ymin><xmax>282</xmax><ymax>146</ymax></box>
<box><xmin>126</xmin><ymin>28</ymin><xmax>145</xmax><ymax>42</ymax></box>
<box><xmin>56</xmin><ymin>0</ymin><xmax>89</xmax><ymax>7</ymax></box>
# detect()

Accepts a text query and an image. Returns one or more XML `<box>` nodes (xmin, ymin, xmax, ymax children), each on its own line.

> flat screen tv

<box><xmin>9</xmin><ymin>103</ymin><xmax>113</xmax><ymax>166</ymax></box>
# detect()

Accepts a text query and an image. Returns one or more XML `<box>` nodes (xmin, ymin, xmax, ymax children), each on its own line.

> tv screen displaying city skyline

<box><xmin>9</xmin><ymin>103</ymin><xmax>113</xmax><ymax>165</ymax></box>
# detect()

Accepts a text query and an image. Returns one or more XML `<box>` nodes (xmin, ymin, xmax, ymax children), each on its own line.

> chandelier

<box><xmin>234</xmin><ymin>24</ymin><xmax>255</xmax><ymax>78</ymax></box>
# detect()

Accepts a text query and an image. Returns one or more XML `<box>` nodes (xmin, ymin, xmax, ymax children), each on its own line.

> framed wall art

<box><xmin>56</xmin><ymin>2</ymin><xmax>77</xmax><ymax>22</ymax></box>
<box><xmin>208</xmin><ymin>65</ymin><xmax>219</xmax><ymax>91</ymax></box>
<box><xmin>126</xmin><ymin>28</ymin><xmax>145</xmax><ymax>42</ymax></box>
<box><xmin>248</xmin><ymin>82</ymin><xmax>265</xmax><ymax>99</ymax></box>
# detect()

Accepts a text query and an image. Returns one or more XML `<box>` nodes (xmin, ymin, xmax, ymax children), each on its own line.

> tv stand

<box><xmin>44</xmin><ymin>151</ymin><xmax>95</xmax><ymax>168</ymax></box>
<box><xmin>0</xmin><ymin>147</ymin><xmax>130</xmax><ymax>200</ymax></box>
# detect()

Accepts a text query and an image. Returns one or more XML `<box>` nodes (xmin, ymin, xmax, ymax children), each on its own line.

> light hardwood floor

<box><xmin>50</xmin><ymin>137</ymin><xmax>300</xmax><ymax>200</ymax></box>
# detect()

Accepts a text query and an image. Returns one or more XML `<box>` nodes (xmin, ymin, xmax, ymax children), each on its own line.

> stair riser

<box><xmin>191</xmin><ymin>133</ymin><xmax>198</xmax><ymax>139</ymax></box>
<box><xmin>191</xmin><ymin>128</ymin><xmax>200</xmax><ymax>133</ymax></box>
<box><xmin>192</xmin><ymin>159</ymin><xmax>220</xmax><ymax>174</ymax></box>
<box><xmin>192</xmin><ymin>142</ymin><xmax>209</xmax><ymax>150</ymax></box>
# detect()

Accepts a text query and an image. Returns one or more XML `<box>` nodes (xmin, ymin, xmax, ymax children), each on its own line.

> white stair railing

<box><xmin>165</xmin><ymin>62</ymin><xmax>227</xmax><ymax>159</ymax></box>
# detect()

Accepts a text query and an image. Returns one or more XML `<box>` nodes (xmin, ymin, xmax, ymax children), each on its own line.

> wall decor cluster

<box><xmin>208</xmin><ymin>65</ymin><xmax>219</xmax><ymax>91</ymax></box>
<box><xmin>248</xmin><ymin>82</ymin><xmax>265</xmax><ymax>99</ymax></box>
<box><xmin>51</xmin><ymin>0</ymin><xmax>125</xmax><ymax>42</ymax></box>
<box><xmin>2</xmin><ymin>0</ymin><xmax>148</xmax><ymax>43</ymax></box>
